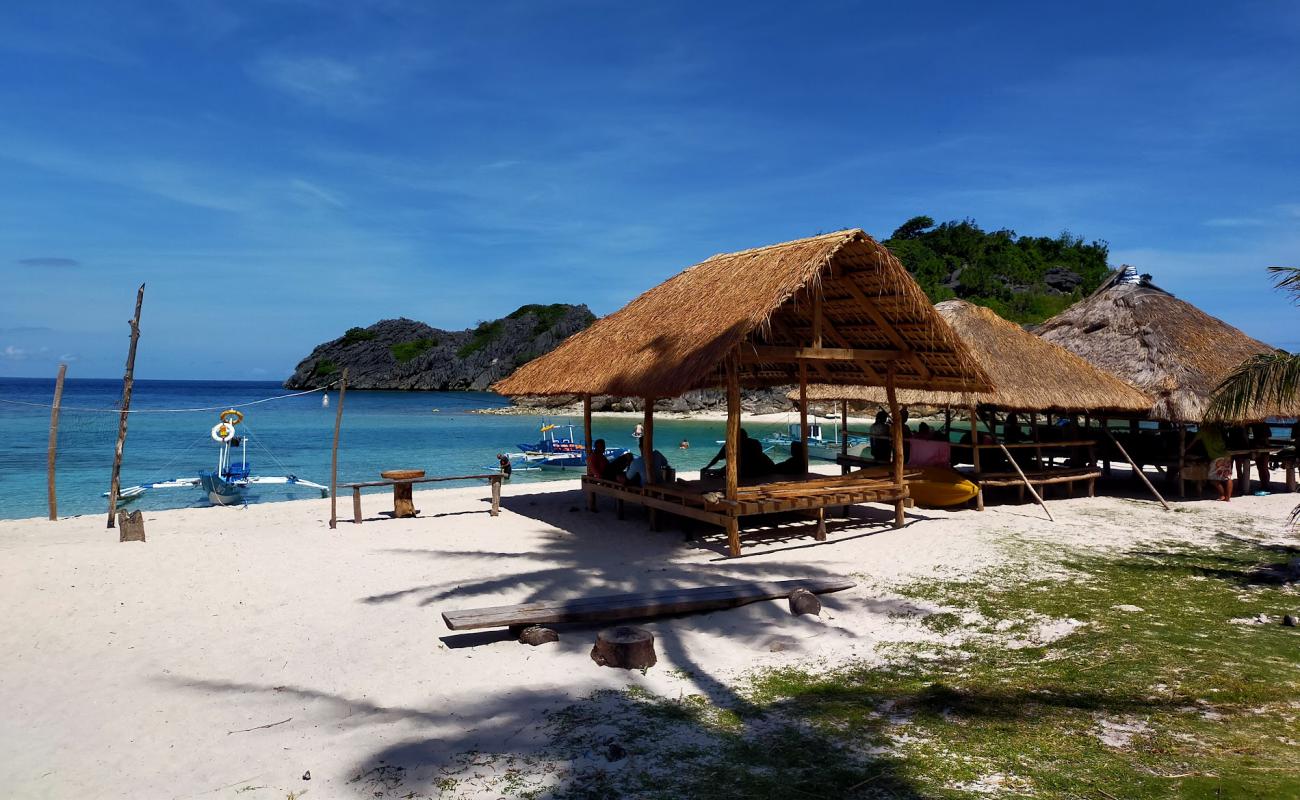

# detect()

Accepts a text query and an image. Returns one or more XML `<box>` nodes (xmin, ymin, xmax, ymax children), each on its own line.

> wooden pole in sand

<box><xmin>47</xmin><ymin>362</ymin><xmax>67</xmax><ymax>521</ymax></box>
<box><xmin>840</xmin><ymin>399</ymin><xmax>849</xmax><ymax>475</ymax></box>
<box><xmin>969</xmin><ymin>405</ymin><xmax>984</xmax><ymax>511</ymax></box>
<box><xmin>1105</xmin><ymin>430</ymin><xmax>1171</xmax><ymax>511</ymax></box>
<box><xmin>998</xmin><ymin>443</ymin><xmax>1054</xmax><ymax>522</ymax></box>
<box><xmin>886</xmin><ymin>368</ymin><xmax>905</xmax><ymax>528</ymax></box>
<box><xmin>106</xmin><ymin>284</ymin><xmax>145</xmax><ymax>529</ymax></box>
<box><xmin>724</xmin><ymin>354</ymin><xmax>742</xmax><ymax>557</ymax></box>
<box><xmin>798</xmin><ymin>363</ymin><xmax>810</xmax><ymax>474</ymax></box>
<box><xmin>328</xmin><ymin>368</ymin><xmax>348</xmax><ymax>529</ymax></box>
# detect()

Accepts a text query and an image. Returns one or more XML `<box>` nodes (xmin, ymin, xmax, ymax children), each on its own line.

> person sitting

<box><xmin>625</xmin><ymin>449</ymin><xmax>669</xmax><ymax>487</ymax></box>
<box><xmin>586</xmin><ymin>439</ymin><xmax>609</xmax><ymax>480</ymax></box>
<box><xmin>869</xmin><ymin>411</ymin><xmax>891</xmax><ymax>462</ymax></box>
<box><xmin>702</xmin><ymin>428</ymin><xmax>776</xmax><ymax>479</ymax></box>
<box><xmin>1003</xmin><ymin>413</ymin><xmax>1025</xmax><ymax>445</ymax></box>
<box><xmin>915</xmin><ymin>422</ymin><xmax>932</xmax><ymax>441</ymax></box>
<box><xmin>773</xmin><ymin>441</ymin><xmax>807</xmax><ymax>475</ymax></box>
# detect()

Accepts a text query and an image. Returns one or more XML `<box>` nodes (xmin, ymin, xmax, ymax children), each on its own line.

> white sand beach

<box><xmin>1</xmin><ymin>477</ymin><xmax>1295</xmax><ymax>799</ymax></box>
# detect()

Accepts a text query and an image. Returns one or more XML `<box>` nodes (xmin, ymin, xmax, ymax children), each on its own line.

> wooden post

<box><xmin>798</xmin><ymin>363</ymin><xmax>810</xmax><ymax>474</ymax></box>
<box><xmin>352</xmin><ymin>486</ymin><xmax>362</xmax><ymax>524</ymax></box>
<box><xmin>328</xmin><ymin>368</ymin><xmax>348</xmax><ymax>529</ymax></box>
<box><xmin>886</xmin><ymin>368</ymin><xmax>905</xmax><ymax>527</ymax></box>
<box><xmin>1030</xmin><ymin>412</ymin><xmax>1043</xmax><ymax>469</ymax></box>
<box><xmin>47</xmin><ymin>363</ymin><xmax>67</xmax><ymax>521</ymax></box>
<box><xmin>490</xmin><ymin>475</ymin><xmax>501</xmax><ymax>516</ymax></box>
<box><xmin>1101</xmin><ymin>417</ymin><xmax>1112</xmax><ymax>476</ymax></box>
<box><xmin>725</xmin><ymin>355</ymin><xmax>742</xmax><ymax>557</ymax></box>
<box><xmin>840</xmin><ymin>400</ymin><xmax>849</xmax><ymax>475</ymax></box>
<box><xmin>642</xmin><ymin>397</ymin><xmax>655</xmax><ymax>485</ymax></box>
<box><xmin>583</xmin><ymin>395</ymin><xmax>593</xmax><ymax>458</ymax></box>
<box><xmin>1177</xmin><ymin>424</ymin><xmax>1187</xmax><ymax>498</ymax></box>
<box><xmin>106</xmin><ymin>284</ymin><xmax>145</xmax><ymax>529</ymax></box>
<box><xmin>1105</xmin><ymin>430</ymin><xmax>1171</xmax><ymax>510</ymax></box>
<box><xmin>970</xmin><ymin>406</ymin><xmax>984</xmax><ymax>511</ymax></box>
<box><xmin>998</xmin><ymin>443</ymin><xmax>1054</xmax><ymax>522</ymax></box>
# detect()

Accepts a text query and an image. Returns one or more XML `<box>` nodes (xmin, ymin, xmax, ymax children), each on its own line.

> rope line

<box><xmin>0</xmin><ymin>382</ymin><xmax>337</xmax><ymax>414</ymax></box>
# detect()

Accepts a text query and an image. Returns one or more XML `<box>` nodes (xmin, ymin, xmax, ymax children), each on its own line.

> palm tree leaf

<box><xmin>1206</xmin><ymin>352</ymin><xmax>1300</xmax><ymax>421</ymax></box>
<box><xmin>1268</xmin><ymin>266</ymin><xmax>1300</xmax><ymax>304</ymax></box>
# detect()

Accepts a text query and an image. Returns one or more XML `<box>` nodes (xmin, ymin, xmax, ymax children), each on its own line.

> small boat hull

<box><xmin>199</xmin><ymin>471</ymin><xmax>244</xmax><ymax>506</ymax></box>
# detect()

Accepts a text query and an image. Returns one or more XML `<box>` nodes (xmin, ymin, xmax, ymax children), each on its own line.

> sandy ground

<box><xmin>1</xmin><ymin>475</ymin><xmax>1296</xmax><ymax>799</ymax></box>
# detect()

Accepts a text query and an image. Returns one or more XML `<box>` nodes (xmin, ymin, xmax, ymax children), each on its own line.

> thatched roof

<box><xmin>493</xmin><ymin>229</ymin><xmax>991</xmax><ymax>398</ymax></box>
<box><xmin>796</xmin><ymin>299</ymin><xmax>1153</xmax><ymax>413</ymax></box>
<box><xmin>1036</xmin><ymin>268</ymin><xmax>1299</xmax><ymax>423</ymax></box>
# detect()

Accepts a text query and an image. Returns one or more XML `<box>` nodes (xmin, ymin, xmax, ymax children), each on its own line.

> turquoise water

<box><xmin>0</xmin><ymin>378</ymin><xmax>796</xmax><ymax>520</ymax></box>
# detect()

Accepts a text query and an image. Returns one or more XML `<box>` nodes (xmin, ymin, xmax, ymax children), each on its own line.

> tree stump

<box><xmin>590</xmin><ymin>626</ymin><xmax>656</xmax><ymax>670</ymax></box>
<box><xmin>117</xmin><ymin>510</ymin><xmax>145</xmax><ymax>542</ymax></box>
<box><xmin>380</xmin><ymin>469</ymin><xmax>424</xmax><ymax>518</ymax></box>
<box><xmin>788</xmin><ymin>587</ymin><xmax>821</xmax><ymax>616</ymax></box>
<box><xmin>516</xmin><ymin>625</ymin><xmax>559</xmax><ymax>646</ymax></box>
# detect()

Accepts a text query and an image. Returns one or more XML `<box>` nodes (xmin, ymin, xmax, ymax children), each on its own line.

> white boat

<box><xmin>109</xmin><ymin>410</ymin><xmax>328</xmax><ymax>507</ymax></box>
<box><xmin>761</xmin><ymin>422</ymin><xmax>869</xmax><ymax>461</ymax></box>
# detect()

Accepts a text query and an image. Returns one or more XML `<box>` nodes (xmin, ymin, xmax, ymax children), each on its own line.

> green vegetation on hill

<box><xmin>458</xmin><ymin>320</ymin><xmax>506</xmax><ymax>358</ymax></box>
<box><xmin>340</xmin><ymin>326</ymin><xmax>377</xmax><ymax>346</ymax></box>
<box><xmin>508</xmin><ymin>303</ymin><xmax>597</xmax><ymax>335</ymax></box>
<box><xmin>885</xmin><ymin>216</ymin><xmax>1112</xmax><ymax>324</ymax></box>
<box><xmin>389</xmin><ymin>337</ymin><xmax>437</xmax><ymax>363</ymax></box>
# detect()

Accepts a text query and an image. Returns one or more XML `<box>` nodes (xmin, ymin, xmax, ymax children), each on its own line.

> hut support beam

<box><xmin>724</xmin><ymin>355</ymin><xmax>741</xmax><ymax>557</ymax></box>
<box><xmin>840</xmin><ymin>400</ymin><xmax>849</xmax><ymax>475</ymax></box>
<box><xmin>643</xmin><ymin>397</ymin><xmax>657</xmax><ymax>529</ymax></box>
<box><xmin>1177</xmin><ymin>424</ymin><xmax>1186</xmax><ymax>498</ymax></box>
<box><xmin>799</xmin><ymin>363</ymin><xmax>810</xmax><ymax>473</ymax></box>
<box><xmin>887</xmin><ymin>368</ymin><xmax>905</xmax><ymax>528</ymax></box>
<box><xmin>970</xmin><ymin>406</ymin><xmax>984</xmax><ymax>511</ymax></box>
<box><xmin>47</xmin><ymin>362</ymin><xmax>67</xmax><ymax>521</ymax></box>
<box><xmin>584</xmin><ymin>395</ymin><xmax>595</xmax><ymax>511</ymax></box>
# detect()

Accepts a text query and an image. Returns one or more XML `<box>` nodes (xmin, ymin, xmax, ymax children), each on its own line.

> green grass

<box><xmin>311</xmin><ymin>358</ymin><xmax>338</xmax><ymax>377</ymax></box>
<box><xmin>507</xmin><ymin>303</ymin><xmax>594</xmax><ymax>335</ymax></box>
<box><xmin>340</xmin><ymin>326</ymin><xmax>376</xmax><ymax>346</ymax></box>
<box><xmin>432</xmin><ymin>532</ymin><xmax>1300</xmax><ymax>798</ymax></box>
<box><xmin>457</xmin><ymin>320</ymin><xmax>505</xmax><ymax>357</ymax></box>
<box><xmin>389</xmin><ymin>337</ymin><xmax>437</xmax><ymax>363</ymax></box>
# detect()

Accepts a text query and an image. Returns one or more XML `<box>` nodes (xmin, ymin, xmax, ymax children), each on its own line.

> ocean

<box><xmin>0</xmin><ymin>378</ymin><xmax>794</xmax><ymax>520</ymax></box>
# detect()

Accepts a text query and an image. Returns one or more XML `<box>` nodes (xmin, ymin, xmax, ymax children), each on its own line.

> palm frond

<box><xmin>1206</xmin><ymin>352</ymin><xmax>1300</xmax><ymax>421</ymax></box>
<box><xmin>1268</xmin><ymin>266</ymin><xmax>1300</xmax><ymax>304</ymax></box>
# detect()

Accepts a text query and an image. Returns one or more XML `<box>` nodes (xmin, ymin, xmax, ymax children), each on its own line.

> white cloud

<box><xmin>251</xmin><ymin>54</ymin><xmax>369</xmax><ymax>109</ymax></box>
<box><xmin>1203</xmin><ymin>217</ymin><xmax>1267</xmax><ymax>228</ymax></box>
<box><xmin>3</xmin><ymin>345</ymin><xmax>28</xmax><ymax>360</ymax></box>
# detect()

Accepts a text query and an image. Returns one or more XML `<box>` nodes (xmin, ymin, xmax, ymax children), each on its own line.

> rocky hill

<box><xmin>283</xmin><ymin>304</ymin><xmax>596</xmax><ymax>391</ymax></box>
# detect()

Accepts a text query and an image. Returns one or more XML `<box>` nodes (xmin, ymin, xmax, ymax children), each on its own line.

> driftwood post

<box><xmin>47</xmin><ymin>363</ymin><xmax>67</xmax><ymax>521</ymax></box>
<box><xmin>328</xmin><ymin>368</ymin><xmax>348</xmax><ymax>529</ymax></box>
<box><xmin>998</xmin><ymin>443</ymin><xmax>1054</xmax><ymax>521</ymax></box>
<box><xmin>106</xmin><ymin>284</ymin><xmax>145</xmax><ymax>529</ymax></box>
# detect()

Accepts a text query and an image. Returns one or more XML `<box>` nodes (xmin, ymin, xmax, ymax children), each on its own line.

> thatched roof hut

<box><xmin>1036</xmin><ymin>268</ymin><xmax>1299</xmax><ymax>423</ymax></box>
<box><xmin>797</xmin><ymin>299</ymin><xmax>1153</xmax><ymax>414</ymax></box>
<box><xmin>493</xmin><ymin>229</ymin><xmax>990</xmax><ymax>398</ymax></box>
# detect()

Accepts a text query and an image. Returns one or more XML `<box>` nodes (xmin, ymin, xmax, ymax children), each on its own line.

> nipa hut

<box><xmin>1037</xmin><ymin>268</ymin><xmax>1300</xmax><ymax>424</ymax></box>
<box><xmin>494</xmin><ymin>229</ymin><xmax>991</xmax><ymax>555</ymax></box>
<box><xmin>798</xmin><ymin>299</ymin><xmax>1154</xmax><ymax>510</ymax></box>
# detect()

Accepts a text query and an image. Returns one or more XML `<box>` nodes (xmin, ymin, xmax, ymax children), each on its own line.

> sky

<box><xmin>1</xmin><ymin>0</ymin><xmax>1298</xmax><ymax>381</ymax></box>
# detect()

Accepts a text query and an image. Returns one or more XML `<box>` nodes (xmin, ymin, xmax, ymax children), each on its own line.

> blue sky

<box><xmin>1</xmin><ymin>0</ymin><xmax>1298</xmax><ymax>381</ymax></box>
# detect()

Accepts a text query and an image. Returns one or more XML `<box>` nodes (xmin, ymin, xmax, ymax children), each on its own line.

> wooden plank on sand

<box><xmin>441</xmin><ymin>577</ymin><xmax>856</xmax><ymax>631</ymax></box>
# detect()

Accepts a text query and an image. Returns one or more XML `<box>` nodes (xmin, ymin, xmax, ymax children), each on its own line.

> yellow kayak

<box><xmin>855</xmin><ymin>465</ymin><xmax>979</xmax><ymax>508</ymax></box>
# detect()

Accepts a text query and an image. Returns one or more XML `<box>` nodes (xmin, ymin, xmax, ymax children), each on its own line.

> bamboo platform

<box><xmin>582</xmin><ymin>471</ymin><xmax>909</xmax><ymax>557</ymax></box>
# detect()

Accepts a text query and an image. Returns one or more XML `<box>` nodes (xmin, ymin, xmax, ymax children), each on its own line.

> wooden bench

<box><xmin>974</xmin><ymin>466</ymin><xmax>1100</xmax><ymax>500</ymax></box>
<box><xmin>343</xmin><ymin>473</ymin><xmax>502</xmax><ymax>524</ymax></box>
<box><xmin>582</xmin><ymin>472</ymin><xmax>909</xmax><ymax>556</ymax></box>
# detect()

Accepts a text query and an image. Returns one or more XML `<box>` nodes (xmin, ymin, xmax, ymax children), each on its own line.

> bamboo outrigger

<box><xmin>494</xmin><ymin>229</ymin><xmax>990</xmax><ymax>556</ymax></box>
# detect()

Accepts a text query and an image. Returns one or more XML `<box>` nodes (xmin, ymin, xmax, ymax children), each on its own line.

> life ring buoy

<box><xmin>219</xmin><ymin>409</ymin><xmax>244</xmax><ymax>425</ymax></box>
<box><xmin>211</xmin><ymin>423</ymin><xmax>236</xmax><ymax>443</ymax></box>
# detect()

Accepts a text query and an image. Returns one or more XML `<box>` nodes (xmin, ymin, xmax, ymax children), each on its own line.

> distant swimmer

<box><xmin>679</xmin><ymin>439</ymin><xmax>690</xmax><ymax>450</ymax></box>
<box><xmin>633</xmin><ymin>423</ymin><xmax>644</xmax><ymax>439</ymax></box>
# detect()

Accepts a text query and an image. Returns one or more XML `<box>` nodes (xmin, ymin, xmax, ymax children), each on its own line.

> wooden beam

<box><xmin>725</xmin><ymin>355</ymin><xmax>742</xmax><ymax>556</ymax></box>
<box><xmin>799</xmin><ymin>363</ymin><xmax>810</xmax><ymax>474</ymax></box>
<box><xmin>441</xmin><ymin>577</ymin><xmax>857</xmax><ymax>631</ymax></box>
<box><xmin>997</xmin><ymin>444</ymin><xmax>1055</xmax><ymax>522</ymax></box>
<box><xmin>47</xmin><ymin>363</ymin><xmax>67</xmax><ymax>521</ymax></box>
<box><xmin>811</xmin><ymin>289</ymin><xmax>823</xmax><ymax>348</ymax></box>
<box><xmin>739</xmin><ymin>345</ymin><xmax>902</xmax><ymax>363</ymax></box>
<box><xmin>970</xmin><ymin>406</ymin><xmax>984</xmax><ymax>511</ymax></box>
<box><xmin>1105</xmin><ymin>430</ymin><xmax>1171</xmax><ymax>511</ymax></box>
<box><xmin>642</xmin><ymin>397</ymin><xmax>655</xmax><ymax>486</ymax></box>
<box><xmin>838</xmin><ymin>279</ymin><xmax>931</xmax><ymax>379</ymax></box>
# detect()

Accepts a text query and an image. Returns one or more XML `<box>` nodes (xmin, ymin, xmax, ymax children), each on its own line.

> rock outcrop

<box><xmin>283</xmin><ymin>304</ymin><xmax>596</xmax><ymax>391</ymax></box>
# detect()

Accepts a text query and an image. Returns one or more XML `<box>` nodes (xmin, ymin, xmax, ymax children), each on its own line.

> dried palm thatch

<box><xmin>493</xmin><ymin>229</ymin><xmax>990</xmax><ymax>398</ymax></box>
<box><xmin>796</xmin><ymin>299</ymin><xmax>1153</xmax><ymax>413</ymax></box>
<box><xmin>1036</xmin><ymin>268</ymin><xmax>1300</xmax><ymax>423</ymax></box>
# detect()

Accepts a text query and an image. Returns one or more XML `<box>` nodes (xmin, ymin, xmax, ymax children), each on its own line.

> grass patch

<box><xmin>340</xmin><ymin>326</ymin><xmax>376</xmax><ymax>346</ymax></box>
<box><xmin>390</xmin><ymin>337</ymin><xmax>437</xmax><ymax>363</ymax></box>
<box><xmin>507</xmin><ymin>303</ymin><xmax>594</xmax><ymax>335</ymax></box>
<box><xmin>311</xmin><ymin>358</ymin><xmax>338</xmax><ymax>377</ymax></box>
<box><xmin>457</xmin><ymin>320</ymin><xmax>505</xmax><ymax>357</ymax></box>
<box><xmin>430</xmin><ymin>533</ymin><xmax>1300</xmax><ymax>798</ymax></box>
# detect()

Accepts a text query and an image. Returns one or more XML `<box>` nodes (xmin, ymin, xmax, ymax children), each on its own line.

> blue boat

<box><xmin>511</xmin><ymin>421</ymin><xmax>629</xmax><ymax>471</ymax></box>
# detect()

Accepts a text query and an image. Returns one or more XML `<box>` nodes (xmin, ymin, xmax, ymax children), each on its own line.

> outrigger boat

<box><xmin>511</xmin><ymin>421</ymin><xmax>629</xmax><ymax>471</ymax></box>
<box><xmin>109</xmin><ymin>409</ymin><xmax>328</xmax><ymax>507</ymax></box>
<box><xmin>761</xmin><ymin>421</ymin><xmax>869</xmax><ymax>461</ymax></box>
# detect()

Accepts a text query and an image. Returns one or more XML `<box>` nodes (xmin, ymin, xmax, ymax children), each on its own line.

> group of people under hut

<box><xmin>585</xmin><ymin>429</ymin><xmax>812</xmax><ymax>487</ymax></box>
